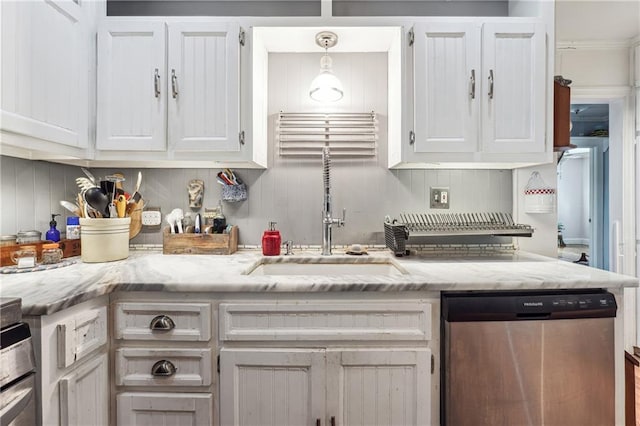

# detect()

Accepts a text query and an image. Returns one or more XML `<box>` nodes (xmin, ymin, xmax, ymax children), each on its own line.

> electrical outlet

<box><xmin>141</xmin><ymin>208</ymin><xmax>162</xmax><ymax>229</ymax></box>
<box><xmin>430</xmin><ymin>187</ymin><xmax>450</xmax><ymax>209</ymax></box>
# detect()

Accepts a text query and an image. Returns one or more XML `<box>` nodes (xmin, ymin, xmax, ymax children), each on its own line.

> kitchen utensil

<box><xmin>59</xmin><ymin>200</ymin><xmax>81</xmax><ymax>216</ymax></box>
<box><xmin>112</xmin><ymin>173</ymin><xmax>125</xmax><ymax>190</ymax></box>
<box><xmin>128</xmin><ymin>199</ymin><xmax>144</xmax><ymax>239</ymax></box>
<box><xmin>165</xmin><ymin>212</ymin><xmax>176</xmax><ymax>234</ymax></box>
<box><xmin>128</xmin><ymin>171</ymin><xmax>143</xmax><ymax>204</ymax></box>
<box><xmin>224</xmin><ymin>168</ymin><xmax>238</xmax><ymax>184</ymax></box>
<box><xmin>75</xmin><ymin>177</ymin><xmax>96</xmax><ymax>192</ymax></box>
<box><xmin>217</xmin><ymin>171</ymin><xmax>234</xmax><ymax>186</ymax></box>
<box><xmin>81</xmin><ymin>167</ymin><xmax>97</xmax><ymax>185</ymax></box>
<box><xmin>116</xmin><ymin>195</ymin><xmax>127</xmax><ymax>218</ymax></box>
<box><xmin>84</xmin><ymin>187</ymin><xmax>110</xmax><ymax>218</ymax></box>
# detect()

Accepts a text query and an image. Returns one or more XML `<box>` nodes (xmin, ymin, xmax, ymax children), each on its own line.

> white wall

<box><xmin>555</xmin><ymin>46</ymin><xmax>631</xmax><ymax>87</ymax></box>
<box><xmin>513</xmin><ymin>162</ymin><xmax>558</xmax><ymax>257</ymax></box>
<box><xmin>557</xmin><ymin>154</ymin><xmax>589</xmax><ymax>244</ymax></box>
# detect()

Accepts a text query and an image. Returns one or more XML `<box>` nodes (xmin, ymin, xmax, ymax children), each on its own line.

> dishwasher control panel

<box><xmin>443</xmin><ymin>291</ymin><xmax>617</xmax><ymax>322</ymax></box>
<box><xmin>518</xmin><ymin>293</ymin><xmax>616</xmax><ymax>312</ymax></box>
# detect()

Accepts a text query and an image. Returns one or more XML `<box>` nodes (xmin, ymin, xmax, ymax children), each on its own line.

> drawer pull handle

<box><xmin>151</xmin><ymin>360</ymin><xmax>177</xmax><ymax>377</ymax></box>
<box><xmin>150</xmin><ymin>315</ymin><xmax>175</xmax><ymax>331</ymax></box>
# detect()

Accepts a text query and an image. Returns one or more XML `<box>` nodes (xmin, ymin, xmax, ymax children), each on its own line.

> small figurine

<box><xmin>188</xmin><ymin>179</ymin><xmax>204</xmax><ymax>209</ymax></box>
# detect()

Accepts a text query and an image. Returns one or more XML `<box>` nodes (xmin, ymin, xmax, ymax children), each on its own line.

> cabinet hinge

<box><xmin>239</xmin><ymin>28</ymin><xmax>246</xmax><ymax>47</ymax></box>
<box><xmin>409</xmin><ymin>130</ymin><xmax>415</xmax><ymax>145</ymax></box>
<box><xmin>408</xmin><ymin>28</ymin><xmax>415</xmax><ymax>47</ymax></box>
<box><xmin>239</xmin><ymin>130</ymin><xmax>245</xmax><ymax>145</ymax></box>
<box><xmin>431</xmin><ymin>353</ymin><xmax>435</xmax><ymax>375</ymax></box>
<box><xmin>217</xmin><ymin>355</ymin><xmax>220</xmax><ymax>374</ymax></box>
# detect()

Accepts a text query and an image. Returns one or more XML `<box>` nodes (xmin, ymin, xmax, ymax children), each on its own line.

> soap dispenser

<box><xmin>262</xmin><ymin>221</ymin><xmax>281</xmax><ymax>256</ymax></box>
<box><xmin>46</xmin><ymin>214</ymin><xmax>61</xmax><ymax>242</ymax></box>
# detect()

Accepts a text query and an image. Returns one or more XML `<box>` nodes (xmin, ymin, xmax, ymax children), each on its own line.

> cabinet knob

<box><xmin>151</xmin><ymin>360</ymin><xmax>177</xmax><ymax>377</ymax></box>
<box><xmin>149</xmin><ymin>315</ymin><xmax>175</xmax><ymax>331</ymax></box>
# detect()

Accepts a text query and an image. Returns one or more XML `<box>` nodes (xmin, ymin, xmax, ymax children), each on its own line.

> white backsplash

<box><xmin>0</xmin><ymin>53</ymin><xmax>512</xmax><ymax>246</ymax></box>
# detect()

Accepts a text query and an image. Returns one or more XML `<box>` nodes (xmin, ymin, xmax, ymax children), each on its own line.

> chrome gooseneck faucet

<box><xmin>322</xmin><ymin>147</ymin><xmax>345</xmax><ymax>255</ymax></box>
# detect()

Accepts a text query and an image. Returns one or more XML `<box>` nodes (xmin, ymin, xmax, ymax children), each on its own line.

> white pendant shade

<box><xmin>309</xmin><ymin>53</ymin><xmax>343</xmax><ymax>102</ymax></box>
<box><xmin>309</xmin><ymin>70</ymin><xmax>344</xmax><ymax>102</ymax></box>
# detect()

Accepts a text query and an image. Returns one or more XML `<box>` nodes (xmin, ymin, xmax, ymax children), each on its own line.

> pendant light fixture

<box><xmin>309</xmin><ymin>31</ymin><xmax>343</xmax><ymax>102</ymax></box>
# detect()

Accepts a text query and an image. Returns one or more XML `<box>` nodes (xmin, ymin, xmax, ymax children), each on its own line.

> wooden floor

<box><xmin>558</xmin><ymin>244</ymin><xmax>589</xmax><ymax>264</ymax></box>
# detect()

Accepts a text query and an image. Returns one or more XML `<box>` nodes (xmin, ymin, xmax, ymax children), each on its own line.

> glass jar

<box><xmin>11</xmin><ymin>245</ymin><xmax>37</xmax><ymax>269</ymax></box>
<box><xmin>41</xmin><ymin>243</ymin><xmax>63</xmax><ymax>265</ymax></box>
<box><xmin>16</xmin><ymin>230</ymin><xmax>41</xmax><ymax>244</ymax></box>
<box><xmin>1</xmin><ymin>235</ymin><xmax>16</xmax><ymax>247</ymax></box>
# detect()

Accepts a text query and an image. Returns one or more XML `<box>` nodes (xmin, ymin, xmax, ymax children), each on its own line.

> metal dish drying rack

<box><xmin>384</xmin><ymin>212</ymin><xmax>533</xmax><ymax>256</ymax></box>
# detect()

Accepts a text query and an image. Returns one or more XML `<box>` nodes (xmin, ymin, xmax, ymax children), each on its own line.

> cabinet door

<box><xmin>97</xmin><ymin>21</ymin><xmax>166</xmax><ymax>151</ymax></box>
<box><xmin>1</xmin><ymin>0</ymin><xmax>87</xmax><ymax>148</ymax></box>
<box><xmin>481</xmin><ymin>22</ymin><xmax>545</xmax><ymax>154</ymax></box>
<box><xmin>413</xmin><ymin>22</ymin><xmax>481</xmax><ymax>153</ymax></box>
<box><xmin>57</xmin><ymin>306</ymin><xmax>107</xmax><ymax>369</ymax></box>
<box><xmin>326</xmin><ymin>349</ymin><xmax>431</xmax><ymax>426</ymax></box>
<box><xmin>220</xmin><ymin>348</ymin><xmax>326</xmax><ymax>426</ymax></box>
<box><xmin>167</xmin><ymin>23</ymin><xmax>240</xmax><ymax>152</ymax></box>
<box><xmin>117</xmin><ymin>392</ymin><xmax>212</xmax><ymax>425</ymax></box>
<box><xmin>59</xmin><ymin>353</ymin><xmax>109</xmax><ymax>426</ymax></box>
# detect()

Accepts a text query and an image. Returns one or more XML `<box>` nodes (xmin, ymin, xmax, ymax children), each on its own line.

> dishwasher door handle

<box><xmin>516</xmin><ymin>313</ymin><xmax>551</xmax><ymax>320</ymax></box>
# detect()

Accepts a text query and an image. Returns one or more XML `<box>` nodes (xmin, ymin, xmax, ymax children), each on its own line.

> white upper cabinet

<box><xmin>481</xmin><ymin>22</ymin><xmax>545</xmax><ymax>154</ymax></box>
<box><xmin>167</xmin><ymin>23</ymin><xmax>240</xmax><ymax>152</ymax></box>
<box><xmin>405</xmin><ymin>19</ymin><xmax>548</xmax><ymax>168</ymax></box>
<box><xmin>1</xmin><ymin>0</ymin><xmax>89</xmax><ymax>154</ymax></box>
<box><xmin>97</xmin><ymin>22</ymin><xmax>167</xmax><ymax>151</ymax></box>
<box><xmin>96</xmin><ymin>20</ymin><xmax>242</xmax><ymax>161</ymax></box>
<box><xmin>413</xmin><ymin>22</ymin><xmax>481</xmax><ymax>153</ymax></box>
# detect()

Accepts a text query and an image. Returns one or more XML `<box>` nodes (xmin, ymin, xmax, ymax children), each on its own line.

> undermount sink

<box><xmin>244</xmin><ymin>257</ymin><xmax>408</xmax><ymax>276</ymax></box>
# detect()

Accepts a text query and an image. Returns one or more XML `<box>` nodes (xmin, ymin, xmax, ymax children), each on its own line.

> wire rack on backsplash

<box><xmin>384</xmin><ymin>212</ymin><xmax>533</xmax><ymax>256</ymax></box>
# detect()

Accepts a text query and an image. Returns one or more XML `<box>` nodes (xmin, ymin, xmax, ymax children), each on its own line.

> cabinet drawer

<box><xmin>117</xmin><ymin>392</ymin><xmax>212</xmax><ymax>425</ymax></box>
<box><xmin>114</xmin><ymin>302</ymin><xmax>211</xmax><ymax>341</ymax></box>
<box><xmin>57</xmin><ymin>306</ymin><xmax>107</xmax><ymax>369</ymax></box>
<box><xmin>220</xmin><ymin>303</ymin><xmax>431</xmax><ymax>342</ymax></box>
<box><xmin>115</xmin><ymin>348</ymin><xmax>212</xmax><ymax>387</ymax></box>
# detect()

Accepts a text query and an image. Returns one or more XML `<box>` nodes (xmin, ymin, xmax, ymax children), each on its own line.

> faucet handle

<box><xmin>339</xmin><ymin>208</ymin><xmax>346</xmax><ymax>227</ymax></box>
<box><xmin>283</xmin><ymin>240</ymin><xmax>294</xmax><ymax>255</ymax></box>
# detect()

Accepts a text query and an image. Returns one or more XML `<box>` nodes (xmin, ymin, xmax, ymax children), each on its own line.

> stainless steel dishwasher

<box><xmin>442</xmin><ymin>290</ymin><xmax>616</xmax><ymax>426</ymax></box>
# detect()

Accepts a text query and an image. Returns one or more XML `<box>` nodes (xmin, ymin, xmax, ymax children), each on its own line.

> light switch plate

<box><xmin>141</xmin><ymin>208</ymin><xmax>162</xmax><ymax>227</ymax></box>
<box><xmin>430</xmin><ymin>187</ymin><xmax>450</xmax><ymax>209</ymax></box>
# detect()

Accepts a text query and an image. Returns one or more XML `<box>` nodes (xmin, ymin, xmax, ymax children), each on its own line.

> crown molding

<box><xmin>556</xmin><ymin>39</ymin><xmax>632</xmax><ymax>50</ymax></box>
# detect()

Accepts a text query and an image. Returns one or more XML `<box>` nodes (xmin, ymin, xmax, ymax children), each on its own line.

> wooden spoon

<box><xmin>128</xmin><ymin>198</ymin><xmax>144</xmax><ymax>239</ymax></box>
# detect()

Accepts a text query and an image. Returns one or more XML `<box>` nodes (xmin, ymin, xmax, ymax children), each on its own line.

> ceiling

<box><xmin>570</xmin><ymin>103</ymin><xmax>609</xmax><ymax>122</ymax></box>
<box><xmin>556</xmin><ymin>0</ymin><xmax>640</xmax><ymax>42</ymax></box>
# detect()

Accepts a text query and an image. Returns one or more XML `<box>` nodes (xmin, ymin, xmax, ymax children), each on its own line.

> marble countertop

<box><xmin>0</xmin><ymin>249</ymin><xmax>636</xmax><ymax>316</ymax></box>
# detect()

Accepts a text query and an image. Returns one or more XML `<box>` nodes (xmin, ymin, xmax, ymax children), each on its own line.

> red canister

<box><xmin>262</xmin><ymin>222</ymin><xmax>281</xmax><ymax>256</ymax></box>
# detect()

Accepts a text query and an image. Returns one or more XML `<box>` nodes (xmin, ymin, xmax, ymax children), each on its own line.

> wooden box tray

<box><xmin>1</xmin><ymin>239</ymin><xmax>81</xmax><ymax>267</ymax></box>
<box><xmin>162</xmin><ymin>226</ymin><xmax>238</xmax><ymax>255</ymax></box>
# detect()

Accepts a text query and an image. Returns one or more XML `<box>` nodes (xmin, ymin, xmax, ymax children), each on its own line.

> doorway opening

<box><xmin>557</xmin><ymin>103</ymin><xmax>610</xmax><ymax>270</ymax></box>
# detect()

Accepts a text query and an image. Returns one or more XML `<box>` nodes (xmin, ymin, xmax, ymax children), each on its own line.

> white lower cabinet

<box><xmin>112</xmin><ymin>298</ymin><xmax>215</xmax><ymax>426</ymax></box>
<box><xmin>219</xmin><ymin>300</ymin><xmax>437</xmax><ymax>426</ymax></box>
<box><xmin>59</xmin><ymin>353</ymin><xmax>109</xmax><ymax>426</ymax></box>
<box><xmin>25</xmin><ymin>296</ymin><xmax>109</xmax><ymax>426</ymax></box>
<box><xmin>220</xmin><ymin>348</ymin><xmax>431</xmax><ymax>426</ymax></box>
<box><xmin>220</xmin><ymin>349</ymin><xmax>326</xmax><ymax>426</ymax></box>
<box><xmin>117</xmin><ymin>392</ymin><xmax>212</xmax><ymax>425</ymax></box>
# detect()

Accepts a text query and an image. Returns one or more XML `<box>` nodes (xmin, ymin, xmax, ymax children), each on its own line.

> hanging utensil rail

<box><xmin>277</xmin><ymin>112</ymin><xmax>377</xmax><ymax>157</ymax></box>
